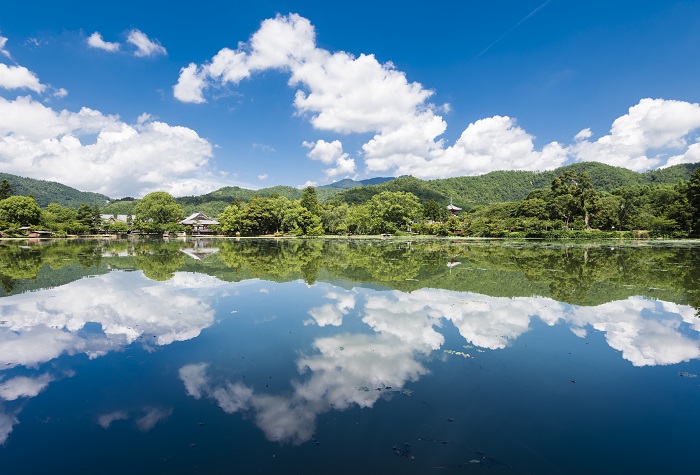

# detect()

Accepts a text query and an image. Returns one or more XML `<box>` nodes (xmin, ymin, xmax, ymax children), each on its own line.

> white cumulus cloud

<box><xmin>664</xmin><ymin>140</ymin><xmax>700</xmax><ymax>168</ymax></box>
<box><xmin>173</xmin><ymin>63</ymin><xmax>207</xmax><ymax>103</ymax></box>
<box><xmin>570</xmin><ymin>98</ymin><xmax>700</xmax><ymax>171</ymax></box>
<box><xmin>135</xmin><ymin>406</ymin><xmax>173</xmax><ymax>431</ymax></box>
<box><xmin>0</xmin><ymin>270</ymin><xmax>221</xmax><ymax>368</ymax></box>
<box><xmin>127</xmin><ymin>29</ymin><xmax>166</xmax><ymax>58</ymax></box>
<box><xmin>175</xmin><ymin>14</ymin><xmax>700</xmax><ymax>179</ymax></box>
<box><xmin>174</xmin><ymin>13</ymin><xmax>570</xmax><ymax>179</ymax></box>
<box><xmin>0</xmin><ymin>63</ymin><xmax>46</xmax><ymax>93</ymax></box>
<box><xmin>0</xmin><ymin>96</ymin><xmax>218</xmax><ymax>197</ymax></box>
<box><xmin>298</xmin><ymin>180</ymin><xmax>317</xmax><ymax>188</ymax></box>
<box><xmin>303</xmin><ymin>139</ymin><xmax>356</xmax><ymax>177</ymax></box>
<box><xmin>0</xmin><ymin>34</ymin><xmax>11</xmax><ymax>59</ymax></box>
<box><xmin>97</xmin><ymin>411</ymin><xmax>129</xmax><ymax>429</ymax></box>
<box><xmin>305</xmin><ymin>290</ymin><xmax>356</xmax><ymax>327</ymax></box>
<box><xmin>87</xmin><ymin>32</ymin><xmax>120</xmax><ymax>52</ymax></box>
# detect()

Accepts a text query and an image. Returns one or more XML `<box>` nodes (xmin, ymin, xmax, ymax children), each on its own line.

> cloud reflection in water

<box><xmin>0</xmin><ymin>270</ymin><xmax>229</xmax><ymax>444</ymax></box>
<box><xmin>181</xmin><ymin>285</ymin><xmax>700</xmax><ymax>445</ymax></box>
<box><xmin>0</xmin><ymin>271</ymin><xmax>224</xmax><ymax>368</ymax></box>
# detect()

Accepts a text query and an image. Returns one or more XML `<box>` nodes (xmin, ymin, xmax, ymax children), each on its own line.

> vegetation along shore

<box><xmin>2</xmin><ymin>161</ymin><xmax>700</xmax><ymax>239</ymax></box>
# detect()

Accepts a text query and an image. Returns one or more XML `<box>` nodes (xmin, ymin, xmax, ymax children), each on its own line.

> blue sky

<box><xmin>1</xmin><ymin>0</ymin><xmax>700</xmax><ymax>198</ymax></box>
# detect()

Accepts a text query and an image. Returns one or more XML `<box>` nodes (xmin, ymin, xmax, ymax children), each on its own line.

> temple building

<box><xmin>447</xmin><ymin>198</ymin><xmax>462</xmax><ymax>215</ymax></box>
<box><xmin>180</xmin><ymin>212</ymin><xmax>219</xmax><ymax>235</ymax></box>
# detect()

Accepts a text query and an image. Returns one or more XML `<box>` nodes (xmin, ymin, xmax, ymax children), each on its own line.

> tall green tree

<box><xmin>590</xmin><ymin>194</ymin><xmax>623</xmax><ymax>230</ymax></box>
<box><xmin>551</xmin><ymin>170</ymin><xmax>596</xmax><ymax>228</ymax></box>
<box><xmin>42</xmin><ymin>203</ymin><xmax>80</xmax><ymax>234</ymax></box>
<box><xmin>320</xmin><ymin>202</ymin><xmax>349</xmax><ymax>234</ymax></box>
<box><xmin>237</xmin><ymin>196</ymin><xmax>289</xmax><ymax>235</ymax></box>
<box><xmin>0</xmin><ymin>195</ymin><xmax>42</xmax><ymax>227</ymax></box>
<box><xmin>346</xmin><ymin>204</ymin><xmax>376</xmax><ymax>234</ymax></box>
<box><xmin>300</xmin><ymin>186</ymin><xmax>321</xmax><ymax>216</ymax></box>
<box><xmin>0</xmin><ymin>179</ymin><xmax>13</xmax><ymax>200</ymax></box>
<box><xmin>687</xmin><ymin>168</ymin><xmax>700</xmax><ymax>234</ymax></box>
<box><xmin>423</xmin><ymin>200</ymin><xmax>447</xmax><ymax>221</ymax></box>
<box><xmin>367</xmin><ymin>191</ymin><xmax>422</xmax><ymax>233</ymax></box>
<box><xmin>282</xmin><ymin>204</ymin><xmax>324</xmax><ymax>236</ymax></box>
<box><xmin>134</xmin><ymin>191</ymin><xmax>184</xmax><ymax>231</ymax></box>
<box><xmin>76</xmin><ymin>203</ymin><xmax>102</xmax><ymax>232</ymax></box>
<box><xmin>218</xmin><ymin>202</ymin><xmax>242</xmax><ymax>235</ymax></box>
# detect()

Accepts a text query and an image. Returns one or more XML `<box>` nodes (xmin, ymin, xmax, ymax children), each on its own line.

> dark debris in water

<box><xmin>417</xmin><ymin>437</ymin><xmax>515</xmax><ymax>472</ymax></box>
<box><xmin>392</xmin><ymin>442</ymin><xmax>414</xmax><ymax>459</ymax></box>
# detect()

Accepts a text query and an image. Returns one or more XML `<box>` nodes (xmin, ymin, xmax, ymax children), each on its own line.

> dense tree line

<box><xmin>3</xmin><ymin>167</ymin><xmax>700</xmax><ymax>238</ymax></box>
<box><xmin>209</xmin><ymin>169</ymin><xmax>700</xmax><ymax>238</ymax></box>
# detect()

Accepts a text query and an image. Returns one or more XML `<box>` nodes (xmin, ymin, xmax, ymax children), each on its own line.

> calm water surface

<box><xmin>1</xmin><ymin>238</ymin><xmax>699</xmax><ymax>474</ymax></box>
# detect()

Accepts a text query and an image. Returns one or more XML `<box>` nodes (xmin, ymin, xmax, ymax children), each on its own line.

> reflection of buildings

<box><xmin>179</xmin><ymin>240</ymin><xmax>220</xmax><ymax>260</ymax></box>
<box><xmin>446</xmin><ymin>259</ymin><xmax>461</xmax><ymax>273</ymax></box>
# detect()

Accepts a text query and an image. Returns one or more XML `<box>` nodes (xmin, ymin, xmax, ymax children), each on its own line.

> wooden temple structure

<box><xmin>447</xmin><ymin>198</ymin><xmax>462</xmax><ymax>215</ymax></box>
<box><xmin>180</xmin><ymin>212</ymin><xmax>219</xmax><ymax>235</ymax></box>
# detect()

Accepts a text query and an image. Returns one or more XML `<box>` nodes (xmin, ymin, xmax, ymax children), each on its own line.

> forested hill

<box><xmin>0</xmin><ymin>172</ymin><xmax>110</xmax><ymax>208</ymax></box>
<box><xmin>104</xmin><ymin>184</ymin><xmax>344</xmax><ymax>216</ymax></box>
<box><xmin>319</xmin><ymin>176</ymin><xmax>397</xmax><ymax>190</ymax></box>
<box><xmin>5</xmin><ymin>161</ymin><xmax>699</xmax><ymax>215</ymax></box>
<box><xmin>187</xmin><ymin>183</ymin><xmax>349</xmax><ymax>204</ymax></box>
<box><xmin>332</xmin><ymin>162</ymin><xmax>700</xmax><ymax>209</ymax></box>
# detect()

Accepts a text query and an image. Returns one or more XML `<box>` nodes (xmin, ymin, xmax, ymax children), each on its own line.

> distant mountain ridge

<box><xmin>3</xmin><ymin>162</ymin><xmax>699</xmax><ymax>214</ymax></box>
<box><xmin>319</xmin><ymin>176</ymin><xmax>398</xmax><ymax>189</ymax></box>
<box><xmin>0</xmin><ymin>172</ymin><xmax>109</xmax><ymax>208</ymax></box>
<box><xmin>331</xmin><ymin>162</ymin><xmax>700</xmax><ymax>209</ymax></box>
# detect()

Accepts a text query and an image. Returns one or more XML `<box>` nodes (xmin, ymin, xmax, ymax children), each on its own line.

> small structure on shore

<box><xmin>28</xmin><ymin>230</ymin><xmax>54</xmax><ymax>238</ymax></box>
<box><xmin>447</xmin><ymin>198</ymin><xmax>462</xmax><ymax>216</ymax></box>
<box><xmin>100</xmin><ymin>214</ymin><xmax>135</xmax><ymax>224</ymax></box>
<box><xmin>180</xmin><ymin>212</ymin><xmax>219</xmax><ymax>235</ymax></box>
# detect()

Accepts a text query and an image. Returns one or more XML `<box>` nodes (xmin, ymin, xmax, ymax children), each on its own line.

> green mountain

<box><xmin>319</xmin><ymin>176</ymin><xmax>397</xmax><ymax>190</ymax></box>
<box><xmin>0</xmin><ymin>172</ymin><xmax>110</xmax><ymax>208</ymax></box>
<box><xmin>332</xmin><ymin>162</ymin><xmax>700</xmax><ymax>209</ymax></box>
<box><xmin>102</xmin><ymin>183</ymin><xmax>344</xmax><ymax>216</ymax></box>
<box><xmin>7</xmin><ymin>161</ymin><xmax>698</xmax><ymax>217</ymax></box>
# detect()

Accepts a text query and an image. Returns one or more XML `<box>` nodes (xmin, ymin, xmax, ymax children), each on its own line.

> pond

<box><xmin>1</xmin><ymin>238</ymin><xmax>700</xmax><ymax>474</ymax></box>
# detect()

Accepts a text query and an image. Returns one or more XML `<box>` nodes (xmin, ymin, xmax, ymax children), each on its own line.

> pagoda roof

<box><xmin>447</xmin><ymin>204</ymin><xmax>462</xmax><ymax>211</ymax></box>
<box><xmin>180</xmin><ymin>212</ymin><xmax>219</xmax><ymax>225</ymax></box>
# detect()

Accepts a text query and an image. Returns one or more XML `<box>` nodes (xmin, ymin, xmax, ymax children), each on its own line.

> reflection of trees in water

<box><xmin>322</xmin><ymin>241</ymin><xmax>434</xmax><ymax>284</ymax></box>
<box><xmin>0</xmin><ymin>273</ymin><xmax>15</xmax><ymax>293</ymax></box>
<box><xmin>216</xmin><ymin>240</ymin><xmax>446</xmax><ymax>287</ymax></box>
<box><xmin>1</xmin><ymin>239</ymin><xmax>700</xmax><ymax>313</ymax></box>
<box><xmin>219</xmin><ymin>239</ymin><xmax>325</xmax><ymax>284</ymax></box>
<box><xmin>0</xmin><ymin>246</ymin><xmax>43</xmax><ymax>281</ymax></box>
<box><xmin>0</xmin><ymin>241</ymin><xmax>105</xmax><ymax>293</ymax></box>
<box><xmin>133</xmin><ymin>244</ymin><xmax>187</xmax><ymax>282</ymax></box>
<box><xmin>682</xmin><ymin>250</ymin><xmax>700</xmax><ymax>315</ymax></box>
<box><xmin>454</xmin><ymin>244</ymin><xmax>697</xmax><ymax>307</ymax></box>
